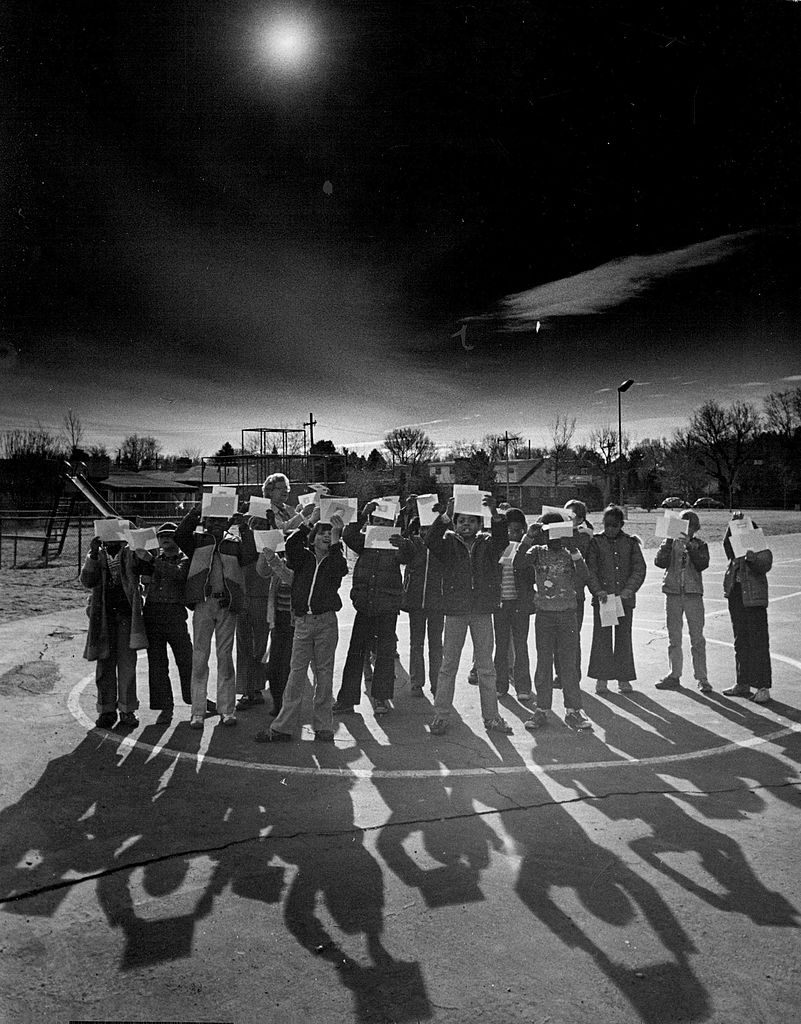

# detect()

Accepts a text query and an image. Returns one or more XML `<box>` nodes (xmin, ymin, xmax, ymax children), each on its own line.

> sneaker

<box><xmin>189</xmin><ymin>715</ymin><xmax>204</xmax><ymax>730</ymax></box>
<box><xmin>552</xmin><ymin>676</ymin><xmax>563</xmax><ymax>690</ymax></box>
<box><xmin>118</xmin><ymin>711</ymin><xmax>139</xmax><ymax>728</ymax></box>
<box><xmin>655</xmin><ymin>676</ymin><xmax>681</xmax><ymax>690</ymax></box>
<box><xmin>255</xmin><ymin>729</ymin><xmax>292</xmax><ymax>742</ymax></box>
<box><xmin>95</xmin><ymin>712</ymin><xmax>117</xmax><ymax>729</ymax></box>
<box><xmin>496</xmin><ymin>687</ymin><xmax>509</xmax><ymax>698</ymax></box>
<box><xmin>332</xmin><ymin>701</ymin><xmax>356</xmax><ymax>714</ymax></box>
<box><xmin>617</xmin><ymin>681</ymin><xmax>634</xmax><ymax>693</ymax></box>
<box><xmin>723</xmin><ymin>685</ymin><xmax>753</xmax><ymax>697</ymax></box>
<box><xmin>155</xmin><ymin>708</ymin><xmax>173</xmax><ymax>725</ymax></box>
<box><xmin>752</xmin><ymin>687</ymin><xmax>771</xmax><ymax>704</ymax></box>
<box><xmin>564</xmin><ymin>709</ymin><xmax>593</xmax><ymax>731</ymax></box>
<box><xmin>314</xmin><ymin>729</ymin><xmax>335</xmax><ymax>742</ymax></box>
<box><xmin>698</xmin><ymin>682</ymin><xmax>713</xmax><ymax>693</ymax></box>
<box><xmin>236</xmin><ymin>694</ymin><xmax>265</xmax><ymax>710</ymax></box>
<box><xmin>594</xmin><ymin>679</ymin><xmax>609</xmax><ymax>695</ymax></box>
<box><xmin>429</xmin><ymin>717</ymin><xmax>448</xmax><ymax>735</ymax></box>
<box><xmin>373</xmin><ymin>700</ymin><xmax>390</xmax><ymax>716</ymax></box>
<box><xmin>467</xmin><ymin>671</ymin><xmax>478</xmax><ymax>686</ymax></box>
<box><xmin>221</xmin><ymin>714</ymin><xmax>237</xmax><ymax>727</ymax></box>
<box><xmin>484</xmin><ymin>716</ymin><xmax>513</xmax><ymax>735</ymax></box>
<box><xmin>524</xmin><ymin>708</ymin><xmax>548</xmax><ymax>731</ymax></box>
<box><xmin>517</xmin><ymin>691</ymin><xmax>533</xmax><ymax>703</ymax></box>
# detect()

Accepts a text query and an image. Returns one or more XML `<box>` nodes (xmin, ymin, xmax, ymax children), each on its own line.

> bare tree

<box><xmin>687</xmin><ymin>400</ymin><xmax>761</xmax><ymax>507</ymax></box>
<box><xmin>587</xmin><ymin>425</ymin><xmax>627</xmax><ymax>504</ymax></box>
<box><xmin>663</xmin><ymin>430</ymin><xmax>708</xmax><ymax>500</ymax></box>
<box><xmin>179</xmin><ymin>446</ymin><xmax>203</xmax><ymax>463</ymax></box>
<box><xmin>481</xmin><ymin>432</ymin><xmax>523</xmax><ymax>462</ymax></box>
<box><xmin>384</xmin><ymin>426</ymin><xmax>437</xmax><ymax>470</ymax></box>
<box><xmin>549</xmin><ymin>414</ymin><xmax>576</xmax><ymax>488</ymax></box>
<box><xmin>763</xmin><ymin>388</ymin><xmax>801</xmax><ymax>438</ymax></box>
<box><xmin>61</xmin><ymin>409</ymin><xmax>84</xmax><ymax>453</ymax></box>
<box><xmin>120</xmin><ymin>434</ymin><xmax>163</xmax><ymax>471</ymax></box>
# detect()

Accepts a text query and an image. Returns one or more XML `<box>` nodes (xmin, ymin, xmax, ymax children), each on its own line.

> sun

<box><xmin>260</xmin><ymin>16</ymin><xmax>316</xmax><ymax>73</ymax></box>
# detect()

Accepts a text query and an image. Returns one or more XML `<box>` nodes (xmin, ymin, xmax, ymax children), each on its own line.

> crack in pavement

<box><xmin>3</xmin><ymin>777</ymin><xmax>800</xmax><ymax>907</ymax></box>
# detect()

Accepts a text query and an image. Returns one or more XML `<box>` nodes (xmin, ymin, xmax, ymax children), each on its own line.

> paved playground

<box><xmin>1</xmin><ymin>534</ymin><xmax>800</xmax><ymax>1024</ymax></box>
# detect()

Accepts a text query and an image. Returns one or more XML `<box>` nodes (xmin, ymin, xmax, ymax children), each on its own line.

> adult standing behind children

<box><xmin>138</xmin><ymin>521</ymin><xmax>193</xmax><ymax>724</ymax></box>
<box><xmin>174</xmin><ymin>504</ymin><xmax>256</xmax><ymax>729</ymax></box>
<box><xmin>721</xmin><ymin>513</ymin><xmax>773</xmax><ymax>704</ymax></box>
<box><xmin>81</xmin><ymin>529</ymin><xmax>148</xmax><ymax>729</ymax></box>
<box><xmin>426</xmin><ymin>494</ymin><xmax>513</xmax><ymax>736</ymax></box>
<box><xmin>257</xmin><ymin>514</ymin><xmax>348</xmax><ymax>742</ymax></box>
<box><xmin>586</xmin><ymin>505</ymin><xmax>646</xmax><ymax>695</ymax></box>
<box><xmin>333</xmin><ymin>499</ymin><xmax>404</xmax><ymax>718</ymax></box>
<box><xmin>653</xmin><ymin>510</ymin><xmax>712</xmax><ymax>693</ymax></box>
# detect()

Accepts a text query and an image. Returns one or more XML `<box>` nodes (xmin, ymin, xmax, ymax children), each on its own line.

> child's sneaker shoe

<box><xmin>95</xmin><ymin>712</ymin><xmax>117</xmax><ymax>730</ymax></box>
<box><xmin>484</xmin><ymin>716</ymin><xmax>513</xmax><ymax>735</ymax></box>
<box><xmin>655</xmin><ymin>675</ymin><xmax>681</xmax><ymax>690</ymax></box>
<box><xmin>429</xmin><ymin>717</ymin><xmax>448</xmax><ymax>736</ymax></box>
<box><xmin>516</xmin><ymin>691</ymin><xmax>533</xmax><ymax>703</ymax></box>
<box><xmin>524</xmin><ymin>708</ymin><xmax>548</xmax><ymax>731</ymax></box>
<box><xmin>314</xmin><ymin>729</ymin><xmax>335</xmax><ymax>742</ymax></box>
<box><xmin>698</xmin><ymin>681</ymin><xmax>713</xmax><ymax>693</ymax></box>
<box><xmin>373</xmin><ymin>700</ymin><xmax>390</xmax><ymax>716</ymax></box>
<box><xmin>617</xmin><ymin>681</ymin><xmax>634</xmax><ymax>693</ymax></box>
<box><xmin>564</xmin><ymin>709</ymin><xmax>593</xmax><ymax>731</ymax></box>
<box><xmin>221</xmin><ymin>714</ymin><xmax>237</xmax><ymax>727</ymax></box>
<box><xmin>118</xmin><ymin>711</ymin><xmax>139</xmax><ymax>728</ymax></box>
<box><xmin>752</xmin><ymin>687</ymin><xmax>771</xmax><ymax>704</ymax></box>
<box><xmin>189</xmin><ymin>715</ymin><xmax>204</xmax><ymax>730</ymax></box>
<box><xmin>155</xmin><ymin>708</ymin><xmax>173</xmax><ymax>725</ymax></box>
<box><xmin>594</xmin><ymin>679</ymin><xmax>610</xmax><ymax>695</ymax></box>
<box><xmin>723</xmin><ymin>685</ymin><xmax>752</xmax><ymax>697</ymax></box>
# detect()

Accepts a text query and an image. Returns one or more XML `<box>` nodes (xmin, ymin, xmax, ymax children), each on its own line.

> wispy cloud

<box><xmin>742</xmin><ymin>381</ymin><xmax>768</xmax><ymax>387</ymax></box>
<box><xmin>632</xmin><ymin>381</ymin><xmax>653</xmax><ymax>387</ymax></box>
<box><xmin>594</xmin><ymin>387</ymin><xmax>612</xmax><ymax>393</ymax></box>
<box><xmin>680</xmin><ymin>380</ymin><xmax>699</xmax><ymax>385</ymax></box>
<box><xmin>469</xmin><ymin>230</ymin><xmax>758</xmax><ymax>329</ymax></box>
<box><xmin>783</xmin><ymin>374</ymin><xmax>801</xmax><ymax>381</ymax></box>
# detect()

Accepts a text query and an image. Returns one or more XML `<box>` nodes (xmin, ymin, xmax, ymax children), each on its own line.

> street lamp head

<box><xmin>618</xmin><ymin>378</ymin><xmax>635</xmax><ymax>393</ymax></box>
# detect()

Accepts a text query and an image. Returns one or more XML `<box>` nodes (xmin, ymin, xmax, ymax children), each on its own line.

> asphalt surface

<box><xmin>1</xmin><ymin>535</ymin><xmax>800</xmax><ymax>1024</ymax></box>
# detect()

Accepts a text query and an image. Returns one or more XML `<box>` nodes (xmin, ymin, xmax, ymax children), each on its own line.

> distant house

<box><xmin>93</xmin><ymin>469</ymin><xmax>197</xmax><ymax>518</ymax></box>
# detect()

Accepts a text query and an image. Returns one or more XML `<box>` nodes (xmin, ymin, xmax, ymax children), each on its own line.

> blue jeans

<box><xmin>434</xmin><ymin>614</ymin><xmax>499</xmax><ymax>722</ymax></box>
<box><xmin>273</xmin><ymin>611</ymin><xmax>339</xmax><ymax>735</ymax></box>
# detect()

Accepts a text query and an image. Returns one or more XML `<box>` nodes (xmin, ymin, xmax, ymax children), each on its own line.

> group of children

<box><xmin>82</xmin><ymin>475</ymin><xmax>775</xmax><ymax>739</ymax></box>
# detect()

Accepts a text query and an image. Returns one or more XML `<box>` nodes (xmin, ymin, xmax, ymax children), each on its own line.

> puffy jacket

<box><xmin>586</xmin><ymin>531</ymin><xmax>647</xmax><ymax>607</ymax></box>
<box><xmin>516</xmin><ymin>544</ymin><xmax>589</xmax><ymax>612</ymax></box>
<box><xmin>426</xmin><ymin>514</ymin><xmax>509</xmax><ymax>616</ymax></box>
<box><xmin>343</xmin><ymin>517</ymin><xmax>404</xmax><ymax>614</ymax></box>
<box><xmin>284</xmin><ymin>524</ymin><xmax>348</xmax><ymax>616</ymax></box>
<box><xmin>397</xmin><ymin>535</ymin><xmax>444</xmax><ymax>612</ymax></box>
<box><xmin>174</xmin><ymin>507</ymin><xmax>256</xmax><ymax>613</ymax></box>
<box><xmin>654</xmin><ymin>536</ymin><xmax>709</xmax><ymax>595</ymax></box>
<box><xmin>723</xmin><ymin>529</ymin><xmax>772</xmax><ymax>607</ymax></box>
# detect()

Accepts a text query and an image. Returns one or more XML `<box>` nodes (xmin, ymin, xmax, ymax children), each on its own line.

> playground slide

<box><xmin>67</xmin><ymin>473</ymin><xmax>121</xmax><ymax>519</ymax></box>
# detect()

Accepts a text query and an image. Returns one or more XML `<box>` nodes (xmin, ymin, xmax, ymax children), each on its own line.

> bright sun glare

<box><xmin>261</xmin><ymin>18</ymin><xmax>315</xmax><ymax>72</ymax></box>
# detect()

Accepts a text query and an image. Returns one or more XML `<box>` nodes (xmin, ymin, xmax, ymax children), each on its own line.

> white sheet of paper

<box><xmin>525</xmin><ymin>515</ymin><xmax>540</xmax><ymax>530</ymax></box>
<box><xmin>599</xmin><ymin>598</ymin><xmax>620</xmax><ymax>628</ymax></box>
<box><xmin>613</xmin><ymin>595</ymin><xmax>625</xmax><ymax>618</ymax></box>
<box><xmin>655</xmin><ymin>513</ymin><xmax>688</xmax><ymax>538</ymax></box>
<box><xmin>542</xmin><ymin>521</ymin><xmax>574</xmax><ymax>538</ymax></box>
<box><xmin>374</xmin><ymin>498</ymin><xmax>399</xmax><ymax>522</ymax></box>
<box><xmin>498</xmin><ymin>541</ymin><xmax>520</xmax><ymax>565</ymax></box>
<box><xmin>365</xmin><ymin>525</ymin><xmax>397</xmax><ymax>550</ymax></box>
<box><xmin>211</xmin><ymin>485</ymin><xmax>238</xmax><ymax>494</ymax></box>
<box><xmin>319</xmin><ymin>496</ymin><xmax>358</xmax><ymax>524</ymax></box>
<box><xmin>729</xmin><ymin>526</ymin><xmax>769</xmax><ymax>559</ymax></box>
<box><xmin>253</xmin><ymin>529</ymin><xmax>285</xmax><ymax>553</ymax></box>
<box><xmin>541</xmin><ymin>505</ymin><xmax>573</xmax><ymax>520</ymax></box>
<box><xmin>247</xmin><ymin>496</ymin><xmax>272</xmax><ymax>519</ymax></box>
<box><xmin>383</xmin><ymin>494</ymin><xmax>400</xmax><ymax>503</ymax></box>
<box><xmin>309</xmin><ymin>482</ymin><xmax>330</xmax><ymax>494</ymax></box>
<box><xmin>201</xmin><ymin>493</ymin><xmax>237</xmax><ymax>519</ymax></box>
<box><xmin>452</xmin><ymin>485</ymin><xmax>490</xmax><ymax>520</ymax></box>
<box><xmin>416</xmin><ymin>494</ymin><xmax>439</xmax><ymax>527</ymax></box>
<box><xmin>94</xmin><ymin>519</ymin><xmax>130</xmax><ymax>542</ymax></box>
<box><xmin>297</xmin><ymin>490</ymin><xmax>319</xmax><ymax>507</ymax></box>
<box><xmin>125</xmin><ymin>527</ymin><xmax>159</xmax><ymax>551</ymax></box>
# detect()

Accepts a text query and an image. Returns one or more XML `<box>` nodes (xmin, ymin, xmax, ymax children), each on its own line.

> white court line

<box><xmin>67</xmin><ymin>634</ymin><xmax>801</xmax><ymax>779</ymax></box>
<box><xmin>705</xmin><ymin>590</ymin><xmax>801</xmax><ymax>618</ymax></box>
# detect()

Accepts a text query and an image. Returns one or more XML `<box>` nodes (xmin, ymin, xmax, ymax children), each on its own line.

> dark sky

<box><xmin>4</xmin><ymin>1</ymin><xmax>801</xmax><ymax>452</ymax></box>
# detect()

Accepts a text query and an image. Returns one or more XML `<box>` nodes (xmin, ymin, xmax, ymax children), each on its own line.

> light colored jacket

<box><xmin>654</xmin><ymin>536</ymin><xmax>709</xmax><ymax>595</ymax></box>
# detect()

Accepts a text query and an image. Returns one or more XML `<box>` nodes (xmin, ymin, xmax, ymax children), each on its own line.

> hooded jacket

<box><xmin>426</xmin><ymin>513</ymin><xmax>509</xmax><ymax>616</ymax></box>
<box><xmin>174</xmin><ymin>507</ymin><xmax>256</xmax><ymax>613</ymax></box>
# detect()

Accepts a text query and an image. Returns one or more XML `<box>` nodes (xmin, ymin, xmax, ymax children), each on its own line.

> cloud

<box><xmin>632</xmin><ymin>381</ymin><xmax>653</xmax><ymax>387</ymax></box>
<box><xmin>469</xmin><ymin>230</ymin><xmax>758</xmax><ymax>329</ymax></box>
<box><xmin>741</xmin><ymin>381</ymin><xmax>768</xmax><ymax>386</ymax></box>
<box><xmin>594</xmin><ymin>387</ymin><xmax>612</xmax><ymax>393</ymax></box>
<box><xmin>782</xmin><ymin>375</ymin><xmax>801</xmax><ymax>381</ymax></box>
<box><xmin>680</xmin><ymin>380</ymin><xmax>700</xmax><ymax>385</ymax></box>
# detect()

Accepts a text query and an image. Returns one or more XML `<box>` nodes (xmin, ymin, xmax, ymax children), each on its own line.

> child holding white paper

<box><xmin>517</xmin><ymin>512</ymin><xmax>592</xmax><ymax>730</ymax></box>
<box><xmin>256</xmin><ymin>515</ymin><xmax>348</xmax><ymax>742</ymax></box>
<box><xmin>137</xmin><ymin>521</ymin><xmax>193</xmax><ymax>723</ymax></box>
<box><xmin>174</xmin><ymin>504</ymin><xmax>257</xmax><ymax>729</ymax></box>
<box><xmin>552</xmin><ymin>499</ymin><xmax>594</xmax><ymax>690</ymax></box>
<box><xmin>586</xmin><ymin>505</ymin><xmax>646</xmax><ymax>694</ymax></box>
<box><xmin>333</xmin><ymin>499</ymin><xmax>404</xmax><ymax>717</ymax></box>
<box><xmin>493</xmin><ymin>508</ymin><xmax>534</xmax><ymax>700</ymax></box>
<box><xmin>425</xmin><ymin>494</ymin><xmax>513</xmax><ymax>736</ymax></box>
<box><xmin>395</xmin><ymin>514</ymin><xmax>445</xmax><ymax>696</ymax></box>
<box><xmin>654</xmin><ymin>510</ymin><xmax>712</xmax><ymax>693</ymax></box>
<box><xmin>81</xmin><ymin>525</ymin><xmax>148</xmax><ymax>729</ymax></box>
<box><xmin>235</xmin><ymin>505</ymin><xmax>276</xmax><ymax>713</ymax></box>
<box><xmin>721</xmin><ymin>513</ymin><xmax>773</xmax><ymax>703</ymax></box>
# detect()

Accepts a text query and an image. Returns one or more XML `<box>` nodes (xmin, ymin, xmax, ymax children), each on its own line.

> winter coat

<box><xmin>723</xmin><ymin>529</ymin><xmax>772</xmax><ymax>607</ymax></box>
<box><xmin>426</xmin><ymin>514</ymin><xmax>509</xmax><ymax>616</ymax></box>
<box><xmin>515</xmin><ymin>544</ymin><xmax>589</xmax><ymax>612</ymax></box>
<box><xmin>139</xmin><ymin>552</ymin><xmax>189</xmax><ymax>607</ymax></box>
<box><xmin>81</xmin><ymin>547</ymin><xmax>148</xmax><ymax>661</ymax></box>
<box><xmin>396</xmin><ymin>535</ymin><xmax>444</xmax><ymax>612</ymax></box>
<box><xmin>654</xmin><ymin>536</ymin><xmax>709</xmax><ymax>595</ymax></box>
<box><xmin>283</xmin><ymin>524</ymin><xmax>348</xmax><ymax>616</ymax></box>
<box><xmin>343</xmin><ymin>517</ymin><xmax>404</xmax><ymax>614</ymax></box>
<box><xmin>174</xmin><ymin>507</ymin><xmax>256</xmax><ymax>613</ymax></box>
<box><xmin>586</xmin><ymin>531</ymin><xmax>647</xmax><ymax>607</ymax></box>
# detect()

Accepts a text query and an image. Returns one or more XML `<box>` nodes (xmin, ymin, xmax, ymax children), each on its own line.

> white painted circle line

<box><xmin>67</xmin><ymin>637</ymin><xmax>801</xmax><ymax>779</ymax></box>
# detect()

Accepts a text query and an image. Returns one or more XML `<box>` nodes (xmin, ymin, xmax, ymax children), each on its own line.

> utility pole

<box><xmin>305</xmin><ymin>412</ymin><xmax>317</xmax><ymax>452</ymax></box>
<box><xmin>504</xmin><ymin>430</ymin><xmax>511</xmax><ymax>501</ymax></box>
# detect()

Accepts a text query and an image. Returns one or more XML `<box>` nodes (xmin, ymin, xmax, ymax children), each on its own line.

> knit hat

<box><xmin>157</xmin><ymin>521</ymin><xmax>178</xmax><ymax>536</ymax></box>
<box><xmin>504</xmin><ymin>507</ymin><xmax>527</xmax><ymax>528</ymax></box>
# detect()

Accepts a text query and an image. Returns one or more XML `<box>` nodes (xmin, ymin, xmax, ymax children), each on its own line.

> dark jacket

<box><xmin>139</xmin><ymin>552</ymin><xmax>189</xmax><ymax>607</ymax></box>
<box><xmin>426</xmin><ymin>514</ymin><xmax>509</xmax><ymax>616</ymax></box>
<box><xmin>174</xmin><ymin>507</ymin><xmax>256</xmax><ymax>613</ymax></box>
<box><xmin>654</xmin><ymin>535</ymin><xmax>709</xmax><ymax>595</ymax></box>
<box><xmin>81</xmin><ymin>546</ymin><xmax>148</xmax><ymax>660</ymax></box>
<box><xmin>243</xmin><ymin>513</ymin><xmax>278</xmax><ymax>600</ymax></box>
<box><xmin>586</xmin><ymin>531</ymin><xmax>647</xmax><ymax>607</ymax></box>
<box><xmin>723</xmin><ymin>529</ymin><xmax>772</xmax><ymax>607</ymax></box>
<box><xmin>397</xmin><ymin>535</ymin><xmax>444</xmax><ymax>612</ymax></box>
<box><xmin>342</xmin><ymin>516</ymin><xmax>404</xmax><ymax>614</ymax></box>
<box><xmin>284</xmin><ymin>524</ymin><xmax>348</xmax><ymax>616</ymax></box>
<box><xmin>515</xmin><ymin>544</ymin><xmax>589</xmax><ymax>612</ymax></box>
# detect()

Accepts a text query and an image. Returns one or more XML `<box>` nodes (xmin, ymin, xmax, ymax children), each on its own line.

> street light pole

<box><xmin>617</xmin><ymin>379</ymin><xmax>634</xmax><ymax>507</ymax></box>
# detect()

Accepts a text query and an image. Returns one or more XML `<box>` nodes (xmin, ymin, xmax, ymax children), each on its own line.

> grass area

<box><xmin>618</xmin><ymin>508</ymin><xmax>801</xmax><ymax>549</ymax></box>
